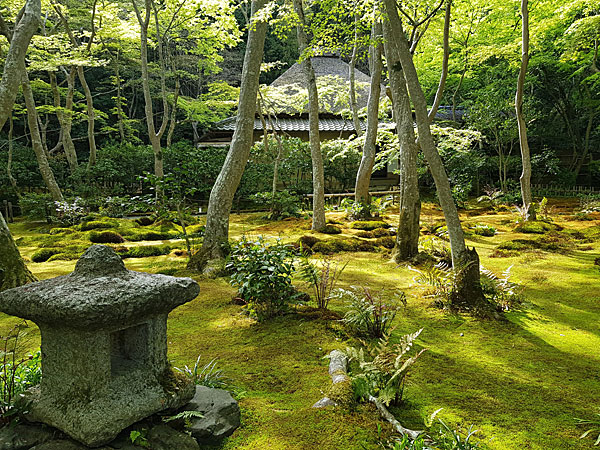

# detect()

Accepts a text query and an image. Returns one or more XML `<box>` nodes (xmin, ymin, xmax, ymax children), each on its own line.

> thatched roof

<box><xmin>264</xmin><ymin>55</ymin><xmax>374</xmax><ymax>114</ymax></box>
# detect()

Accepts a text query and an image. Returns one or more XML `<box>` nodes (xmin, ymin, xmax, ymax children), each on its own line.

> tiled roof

<box><xmin>212</xmin><ymin>116</ymin><xmax>367</xmax><ymax>133</ymax></box>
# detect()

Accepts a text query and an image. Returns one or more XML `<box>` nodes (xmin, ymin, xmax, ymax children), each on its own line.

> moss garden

<box><xmin>1</xmin><ymin>198</ymin><xmax>598</xmax><ymax>450</ymax></box>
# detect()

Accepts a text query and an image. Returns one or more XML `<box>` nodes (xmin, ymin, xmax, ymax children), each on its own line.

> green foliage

<box><xmin>54</xmin><ymin>198</ymin><xmax>88</xmax><ymax>226</ymax></box>
<box><xmin>18</xmin><ymin>193</ymin><xmax>54</xmax><ymax>222</ymax></box>
<box><xmin>175</xmin><ymin>355</ymin><xmax>227</xmax><ymax>389</ymax></box>
<box><xmin>389</xmin><ymin>435</ymin><xmax>426</xmax><ymax>450</ymax></box>
<box><xmin>470</xmin><ymin>224</ymin><xmax>496</xmax><ymax>237</ymax></box>
<box><xmin>480</xmin><ymin>266</ymin><xmax>523</xmax><ymax>311</ymax></box>
<box><xmin>31</xmin><ymin>248</ymin><xmax>62</xmax><ymax>263</ymax></box>
<box><xmin>514</xmin><ymin>221</ymin><xmax>559</xmax><ymax>234</ymax></box>
<box><xmin>80</xmin><ymin>220</ymin><xmax>118</xmax><ymax>231</ymax></box>
<box><xmin>120</xmin><ymin>245</ymin><xmax>173</xmax><ymax>258</ymax></box>
<box><xmin>163</xmin><ymin>409</ymin><xmax>204</xmax><ymax>425</ymax></box>
<box><xmin>129</xmin><ymin>429</ymin><xmax>149</xmax><ymax>447</ymax></box>
<box><xmin>351</xmin><ymin>221</ymin><xmax>390</xmax><ymax>231</ymax></box>
<box><xmin>299</xmin><ymin>257</ymin><xmax>347</xmax><ymax>309</ymax></box>
<box><xmin>344</xmin><ymin>328</ymin><xmax>425</xmax><ymax>406</ymax></box>
<box><xmin>341</xmin><ymin>197</ymin><xmax>392</xmax><ymax>220</ymax></box>
<box><xmin>429</xmin><ymin>419</ymin><xmax>483</xmax><ymax>450</ymax></box>
<box><xmin>226</xmin><ymin>236</ymin><xmax>301</xmax><ymax>321</ymax></box>
<box><xmin>0</xmin><ymin>321</ymin><xmax>42</xmax><ymax>423</ymax></box>
<box><xmin>251</xmin><ymin>190</ymin><xmax>301</xmax><ymax>220</ymax></box>
<box><xmin>339</xmin><ymin>286</ymin><xmax>406</xmax><ymax>338</ymax></box>
<box><xmin>576</xmin><ymin>411</ymin><xmax>600</xmax><ymax>445</ymax></box>
<box><xmin>89</xmin><ymin>231</ymin><xmax>125</xmax><ymax>244</ymax></box>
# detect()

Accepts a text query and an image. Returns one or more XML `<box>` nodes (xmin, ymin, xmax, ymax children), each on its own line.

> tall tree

<box><xmin>188</xmin><ymin>0</ymin><xmax>268</xmax><ymax>272</ymax></box>
<box><xmin>383</xmin><ymin>0</ymin><xmax>491</xmax><ymax>313</ymax></box>
<box><xmin>0</xmin><ymin>0</ymin><xmax>40</xmax><ymax>291</ymax></box>
<box><xmin>294</xmin><ymin>0</ymin><xmax>326</xmax><ymax>231</ymax></box>
<box><xmin>515</xmin><ymin>0</ymin><xmax>535</xmax><ymax>219</ymax></box>
<box><xmin>354</xmin><ymin>16</ymin><xmax>383</xmax><ymax>207</ymax></box>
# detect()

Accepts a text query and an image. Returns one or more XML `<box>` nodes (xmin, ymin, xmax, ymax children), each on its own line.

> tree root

<box><xmin>367</xmin><ymin>395</ymin><xmax>422</xmax><ymax>440</ymax></box>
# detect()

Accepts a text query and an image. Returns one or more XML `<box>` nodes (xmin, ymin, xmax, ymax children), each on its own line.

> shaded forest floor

<box><xmin>3</xmin><ymin>198</ymin><xmax>600</xmax><ymax>449</ymax></box>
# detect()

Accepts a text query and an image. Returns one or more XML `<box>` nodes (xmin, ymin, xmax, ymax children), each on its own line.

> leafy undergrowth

<box><xmin>4</xmin><ymin>201</ymin><xmax>600</xmax><ymax>449</ymax></box>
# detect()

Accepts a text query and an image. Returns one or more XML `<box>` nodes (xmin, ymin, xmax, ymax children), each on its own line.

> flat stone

<box><xmin>147</xmin><ymin>424</ymin><xmax>199</xmax><ymax>450</ymax></box>
<box><xmin>185</xmin><ymin>386</ymin><xmax>240</xmax><ymax>443</ymax></box>
<box><xmin>0</xmin><ymin>423</ymin><xmax>56</xmax><ymax>450</ymax></box>
<box><xmin>0</xmin><ymin>245</ymin><xmax>200</xmax><ymax>330</ymax></box>
<box><xmin>30</xmin><ymin>440</ymin><xmax>87</xmax><ymax>450</ymax></box>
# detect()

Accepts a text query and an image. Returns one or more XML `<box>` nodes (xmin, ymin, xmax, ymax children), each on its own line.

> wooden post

<box><xmin>3</xmin><ymin>200</ymin><xmax>7</xmax><ymax>222</ymax></box>
<box><xmin>8</xmin><ymin>202</ymin><xmax>13</xmax><ymax>222</ymax></box>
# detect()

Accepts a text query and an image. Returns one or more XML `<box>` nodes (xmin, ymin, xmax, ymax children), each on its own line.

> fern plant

<box><xmin>410</xmin><ymin>263</ymin><xmax>454</xmax><ymax>308</ymax></box>
<box><xmin>480</xmin><ymin>265</ymin><xmax>523</xmax><ymax>310</ymax></box>
<box><xmin>299</xmin><ymin>257</ymin><xmax>347</xmax><ymax>309</ymax></box>
<box><xmin>339</xmin><ymin>286</ymin><xmax>406</xmax><ymax>338</ymax></box>
<box><xmin>344</xmin><ymin>328</ymin><xmax>425</xmax><ymax>406</ymax></box>
<box><xmin>175</xmin><ymin>355</ymin><xmax>227</xmax><ymax>389</ymax></box>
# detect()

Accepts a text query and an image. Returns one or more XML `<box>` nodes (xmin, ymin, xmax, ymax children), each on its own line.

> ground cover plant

<box><xmin>2</xmin><ymin>199</ymin><xmax>600</xmax><ymax>449</ymax></box>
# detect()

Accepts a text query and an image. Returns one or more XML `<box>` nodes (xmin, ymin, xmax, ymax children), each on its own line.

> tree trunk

<box><xmin>77</xmin><ymin>66</ymin><xmax>97</xmax><ymax>168</ymax></box>
<box><xmin>294</xmin><ymin>0</ymin><xmax>326</xmax><ymax>231</ymax></box>
<box><xmin>349</xmin><ymin>12</ymin><xmax>362</xmax><ymax>137</ymax></box>
<box><xmin>7</xmin><ymin>116</ymin><xmax>20</xmax><ymax>197</ymax></box>
<box><xmin>166</xmin><ymin>77</ymin><xmax>180</xmax><ymax>148</ymax></box>
<box><xmin>22</xmin><ymin>75</ymin><xmax>64</xmax><ymax>202</ymax></box>
<box><xmin>0</xmin><ymin>213</ymin><xmax>36</xmax><ymax>292</ymax></box>
<box><xmin>188</xmin><ymin>0</ymin><xmax>268</xmax><ymax>271</ymax></box>
<box><xmin>515</xmin><ymin>0</ymin><xmax>535</xmax><ymax>219</ymax></box>
<box><xmin>428</xmin><ymin>0</ymin><xmax>451</xmax><ymax>122</ymax></box>
<box><xmin>49</xmin><ymin>70</ymin><xmax>78</xmax><ymax>172</ymax></box>
<box><xmin>383</xmin><ymin>0</ymin><xmax>489</xmax><ymax>313</ymax></box>
<box><xmin>355</xmin><ymin>18</ymin><xmax>383</xmax><ymax>207</ymax></box>
<box><xmin>382</xmin><ymin>16</ymin><xmax>420</xmax><ymax>261</ymax></box>
<box><xmin>0</xmin><ymin>0</ymin><xmax>40</xmax><ymax>131</ymax></box>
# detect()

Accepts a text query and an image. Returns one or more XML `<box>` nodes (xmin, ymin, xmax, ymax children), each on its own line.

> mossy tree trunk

<box><xmin>188</xmin><ymin>0</ymin><xmax>268</xmax><ymax>271</ymax></box>
<box><xmin>0</xmin><ymin>214</ymin><xmax>36</xmax><ymax>292</ymax></box>
<box><xmin>294</xmin><ymin>0</ymin><xmax>326</xmax><ymax>231</ymax></box>
<box><xmin>354</xmin><ymin>17</ymin><xmax>383</xmax><ymax>207</ymax></box>
<box><xmin>383</xmin><ymin>0</ymin><xmax>490</xmax><ymax>313</ymax></box>
<box><xmin>382</xmin><ymin>16</ymin><xmax>420</xmax><ymax>261</ymax></box>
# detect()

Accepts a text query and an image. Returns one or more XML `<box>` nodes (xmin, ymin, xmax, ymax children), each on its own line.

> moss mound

<box><xmin>375</xmin><ymin>236</ymin><xmax>395</xmax><ymax>249</ymax></box>
<box><xmin>122</xmin><ymin>244</ymin><xmax>172</xmax><ymax>258</ymax></box>
<box><xmin>89</xmin><ymin>231</ymin><xmax>125</xmax><ymax>244</ymax></box>
<box><xmin>372</xmin><ymin>227</ymin><xmax>395</xmax><ymax>238</ymax></box>
<box><xmin>135</xmin><ymin>216</ymin><xmax>155</xmax><ymax>226</ymax></box>
<box><xmin>319</xmin><ymin>224</ymin><xmax>342</xmax><ymax>235</ymax></box>
<box><xmin>350</xmin><ymin>221</ymin><xmax>390</xmax><ymax>231</ymax></box>
<box><xmin>123</xmin><ymin>230</ymin><xmax>178</xmax><ymax>241</ymax></box>
<box><xmin>312</xmin><ymin>238</ymin><xmax>376</xmax><ymax>254</ymax></box>
<box><xmin>79</xmin><ymin>220</ymin><xmax>118</xmax><ymax>231</ymax></box>
<box><xmin>47</xmin><ymin>252</ymin><xmax>81</xmax><ymax>262</ymax></box>
<box><xmin>299</xmin><ymin>235</ymin><xmax>321</xmax><ymax>248</ymax></box>
<box><xmin>514</xmin><ymin>221</ymin><xmax>560</xmax><ymax>234</ymax></box>
<box><xmin>31</xmin><ymin>248</ymin><xmax>62</xmax><ymax>262</ymax></box>
<box><xmin>355</xmin><ymin>230</ymin><xmax>374</xmax><ymax>238</ymax></box>
<box><xmin>48</xmin><ymin>227</ymin><xmax>76</xmax><ymax>235</ymax></box>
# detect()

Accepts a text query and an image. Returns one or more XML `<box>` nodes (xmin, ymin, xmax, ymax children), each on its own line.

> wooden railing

<box><xmin>532</xmin><ymin>184</ymin><xmax>600</xmax><ymax>197</ymax></box>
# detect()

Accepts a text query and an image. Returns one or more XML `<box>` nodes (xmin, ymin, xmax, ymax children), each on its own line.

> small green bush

<box><xmin>514</xmin><ymin>221</ymin><xmax>559</xmax><ymax>234</ymax></box>
<box><xmin>123</xmin><ymin>245</ymin><xmax>172</xmax><ymax>258</ymax></box>
<box><xmin>31</xmin><ymin>248</ymin><xmax>61</xmax><ymax>263</ymax></box>
<box><xmin>372</xmin><ymin>227</ymin><xmax>394</xmax><ymax>238</ymax></box>
<box><xmin>320</xmin><ymin>224</ymin><xmax>342</xmax><ymax>235</ymax></box>
<box><xmin>47</xmin><ymin>252</ymin><xmax>81</xmax><ymax>262</ymax></box>
<box><xmin>123</xmin><ymin>230</ymin><xmax>177</xmax><ymax>241</ymax></box>
<box><xmin>251</xmin><ymin>190</ymin><xmax>301</xmax><ymax>220</ymax></box>
<box><xmin>375</xmin><ymin>236</ymin><xmax>395</xmax><ymax>249</ymax></box>
<box><xmin>350</xmin><ymin>221</ymin><xmax>390</xmax><ymax>231</ymax></box>
<box><xmin>89</xmin><ymin>231</ymin><xmax>125</xmax><ymax>244</ymax></box>
<box><xmin>471</xmin><ymin>224</ymin><xmax>496</xmax><ymax>236</ymax></box>
<box><xmin>79</xmin><ymin>220</ymin><xmax>117</xmax><ymax>231</ymax></box>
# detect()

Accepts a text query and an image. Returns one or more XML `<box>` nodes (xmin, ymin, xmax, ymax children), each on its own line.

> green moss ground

<box><xmin>3</xmin><ymin>200</ymin><xmax>600</xmax><ymax>449</ymax></box>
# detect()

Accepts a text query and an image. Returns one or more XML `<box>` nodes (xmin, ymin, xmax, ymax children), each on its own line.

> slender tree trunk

<box><xmin>355</xmin><ymin>18</ymin><xmax>383</xmax><ymax>207</ymax></box>
<box><xmin>188</xmin><ymin>0</ymin><xmax>268</xmax><ymax>270</ymax></box>
<box><xmin>428</xmin><ymin>0</ymin><xmax>451</xmax><ymax>122</ymax></box>
<box><xmin>349</xmin><ymin>12</ymin><xmax>362</xmax><ymax>137</ymax></box>
<box><xmin>7</xmin><ymin>116</ymin><xmax>20</xmax><ymax>197</ymax></box>
<box><xmin>382</xmin><ymin>16</ymin><xmax>420</xmax><ymax>261</ymax></box>
<box><xmin>515</xmin><ymin>0</ymin><xmax>534</xmax><ymax>219</ymax></box>
<box><xmin>49</xmin><ymin>70</ymin><xmax>78</xmax><ymax>172</ymax></box>
<box><xmin>0</xmin><ymin>213</ymin><xmax>36</xmax><ymax>292</ymax></box>
<box><xmin>22</xmin><ymin>76</ymin><xmax>64</xmax><ymax>202</ymax></box>
<box><xmin>76</xmin><ymin>66</ymin><xmax>97</xmax><ymax>168</ymax></box>
<box><xmin>114</xmin><ymin>59</ymin><xmax>126</xmax><ymax>143</ymax></box>
<box><xmin>166</xmin><ymin>78</ymin><xmax>180</xmax><ymax>148</ymax></box>
<box><xmin>573</xmin><ymin>110</ymin><xmax>595</xmax><ymax>178</ymax></box>
<box><xmin>294</xmin><ymin>0</ymin><xmax>326</xmax><ymax>231</ymax></box>
<box><xmin>384</xmin><ymin>0</ymin><xmax>489</xmax><ymax>313</ymax></box>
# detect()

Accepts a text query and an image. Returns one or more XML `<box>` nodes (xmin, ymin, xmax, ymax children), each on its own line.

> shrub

<box><xmin>471</xmin><ymin>224</ymin><xmax>496</xmax><ymax>237</ymax></box>
<box><xmin>339</xmin><ymin>286</ymin><xmax>406</xmax><ymax>338</ymax></box>
<box><xmin>226</xmin><ymin>236</ymin><xmax>302</xmax><ymax>320</ymax></box>
<box><xmin>251</xmin><ymin>190</ymin><xmax>301</xmax><ymax>220</ymax></box>
<box><xmin>123</xmin><ymin>245</ymin><xmax>172</xmax><ymax>258</ymax></box>
<box><xmin>514</xmin><ymin>221</ymin><xmax>559</xmax><ymax>234</ymax></box>
<box><xmin>344</xmin><ymin>328</ymin><xmax>424</xmax><ymax>406</ymax></box>
<box><xmin>372</xmin><ymin>227</ymin><xmax>394</xmax><ymax>238</ymax></box>
<box><xmin>299</xmin><ymin>257</ymin><xmax>347</xmax><ymax>309</ymax></box>
<box><xmin>80</xmin><ymin>220</ymin><xmax>117</xmax><ymax>231</ymax></box>
<box><xmin>320</xmin><ymin>224</ymin><xmax>342</xmax><ymax>235</ymax></box>
<box><xmin>89</xmin><ymin>231</ymin><xmax>125</xmax><ymax>244</ymax></box>
<box><xmin>19</xmin><ymin>193</ymin><xmax>54</xmax><ymax>221</ymax></box>
<box><xmin>0</xmin><ymin>321</ymin><xmax>42</xmax><ymax>423</ymax></box>
<box><xmin>54</xmin><ymin>197</ymin><xmax>88</xmax><ymax>226</ymax></box>
<box><xmin>350</xmin><ymin>221</ymin><xmax>390</xmax><ymax>231</ymax></box>
<box><xmin>375</xmin><ymin>236</ymin><xmax>395</xmax><ymax>249</ymax></box>
<box><xmin>31</xmin><ymin>248</ymin><xmax>61</xmax><ymax>262</ymax></box>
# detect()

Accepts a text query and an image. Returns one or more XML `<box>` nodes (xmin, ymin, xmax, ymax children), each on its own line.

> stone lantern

<box><xmin>0</xmin><ymin>245</ymin><xmax>200</xmax><ymax>446</ymax></box>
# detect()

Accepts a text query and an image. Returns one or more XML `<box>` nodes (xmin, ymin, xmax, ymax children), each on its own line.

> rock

<box><xmin>147</xmin><ymin>424</ymin><xmax>199</xmax><ymax>450</ymax></box>
<box><xmin>0</xmin><ymin>424</ymin><xmax>56</xmax><ymax>450</ymax></box>
<box><xmin>185</xmin><ymin>386</ymin><xmax>241</xmax><ymax>443</ymax></box>
<box><xmin>30</xmin><ymin>440</ymin><xmax>87</xmax><ymax>450</ymax></box>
